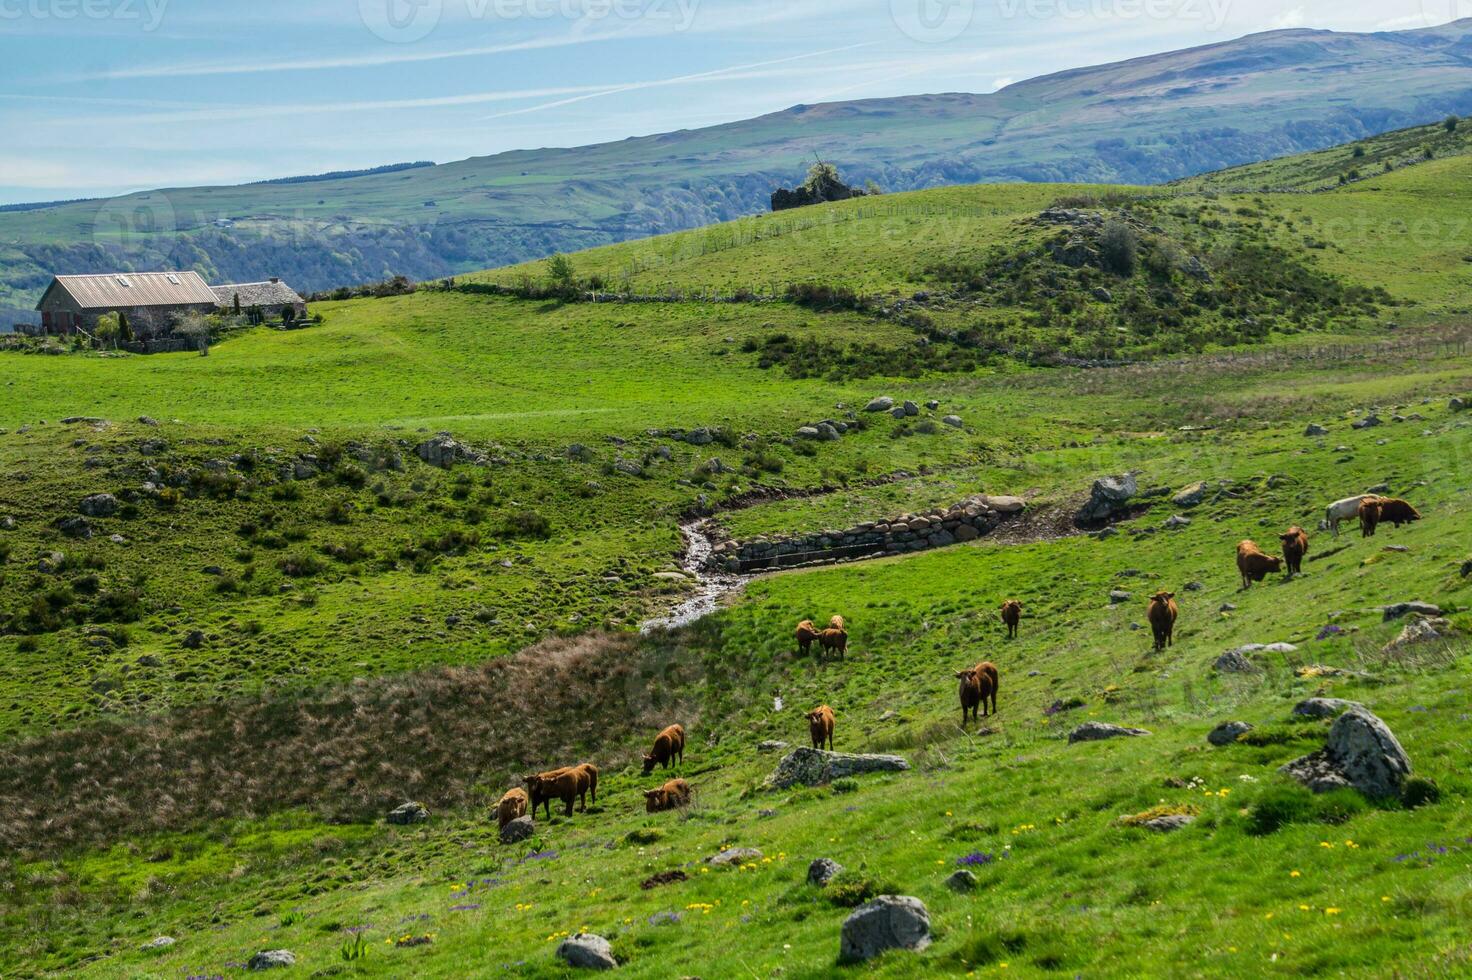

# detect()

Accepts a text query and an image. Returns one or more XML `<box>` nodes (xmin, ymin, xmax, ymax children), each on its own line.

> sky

<box><xmin>0</xmin><ymin>0</ymin><xmax>1460</xmax><ymax>203</ymax></box>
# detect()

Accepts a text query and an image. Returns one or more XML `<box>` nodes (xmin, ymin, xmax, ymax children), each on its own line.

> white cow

<box><xmin>1324</xmin><ymin>495</ymin><xmax>1372</xmax><ymax>538</ymax></box>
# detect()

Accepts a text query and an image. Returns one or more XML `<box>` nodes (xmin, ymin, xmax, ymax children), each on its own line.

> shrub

<box><xmin>1245</xmin><ymin>783</ymin><xmax>1317</xmax><ymax>835</ymax></box>
<box><xmin>502</xmin><ymin>510</ymin><xmax>551</xmax><ymax>539</ymax></box>
<box><xmin>825</xmin><ymin>872</ymin><xmax>894</xmax><ymax>908</ymax></box>
<box><xmin>1402</xmin><ymin>776</ymin><xmax>1441</xmax><ymax>808</ymax></box>
<box><xmin>1445</xmin><ymin>115</ymin><xmax>1460</xmax><ymax>133</ymax></box>
<box><xmin>1098</xmin><ymin>219</ymin><xmax>1139</xmax><ymax>276</ymax></box>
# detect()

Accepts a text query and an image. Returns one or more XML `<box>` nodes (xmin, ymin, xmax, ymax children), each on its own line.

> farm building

<box><xmin>36</xmin><ymin>271</ymin><xmax>218</xmax><ymax>337</ymax></box>
<box><xmin>210</xmin><ymin>278</ymin><xmax>307</xmax><ymax>320</ymax></box>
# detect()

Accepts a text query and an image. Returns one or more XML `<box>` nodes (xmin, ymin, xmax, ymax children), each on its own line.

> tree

<box><xmin>864</xmin><ymin>179</ymin><xmax>883</xmax><ymax>196</ymax></box>
<box><xmin>546</xmin><ymin>254</ymin><xmax>577</xmax><ymax>297</ymax></box>
<box><xmin>1098</xmin><ymin>219</ymin><xmax>1139</xmax><ymax>277</ymax></box>
<box><xmin>117</xmin><ymin>310</ymin><xmax>133</xmax><ymax>343</ymax></box>
<box><xmin>1445</xmin><ymin>115</ymin><xmax>1460</xmax><ymax>133</ymax></box>
<box><xmin>1351</xmin><ymin>145</ymin><xmax>1366</xmax><ymax>158</ymax></box>
<box><xmin>232</xmin><ymin>292</ymin><xmax>242</xmax><ymax>315</ymax></box>
<box><xmin>172</xmin><ymin>310</ymin><xmax>211</xmax><ymax>356</ymax></box>
<box><xmin>94</xmin><ymin>313</ymin><xmax>119</xmax><ymax>350</ymax></box>
<box><xmin>281</xmin><ymin>306</ymin><xmax>297</xmax><ymax>328</ymax></box>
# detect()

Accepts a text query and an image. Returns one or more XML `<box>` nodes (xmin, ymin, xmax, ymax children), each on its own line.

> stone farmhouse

<box><xmin>35</xmin><ymin>271</ymin><xmax>307</xmax><ymax>338</ymax></box>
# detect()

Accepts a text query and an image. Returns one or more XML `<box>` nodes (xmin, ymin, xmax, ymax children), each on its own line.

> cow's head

<box><xmin>641</xmin><ymin>754</ymin><xmax>657</xmax><ymax>776</ymax></box>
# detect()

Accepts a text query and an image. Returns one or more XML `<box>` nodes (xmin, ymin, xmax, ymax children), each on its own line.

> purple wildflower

<box><xmin>450</xmin><ymin>903</ymin><xmax>482</xmax><ymax>912</ymax></box>
<box><xmin>957</xmin><ymin>852</ymin><xmax>994</xmax><ymax>867</ymax></box>
<box><xmin>1316</xmin><ymin>625</ymin><xmax>1344</xmax><ymax>641</ymax></box>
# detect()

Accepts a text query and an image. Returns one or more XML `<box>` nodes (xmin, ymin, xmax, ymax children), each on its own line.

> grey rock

<box><xmin>890</xmin><ymin>407</ymin><xmax>908</xmax><ymax>419</ymax></box>
<box><xmin>682</xmin><ymin>427</ymin><xmax>715</xmax><ymax>446</ymax></box>
<box><xmin>135</xmin><ymin>654</ymin><xmax>163</xmax><ymax>668</ymax></box>
<box><xmin>1219</xmin><ymin>602</ymin><xmax>1237</xmax><ymax>613</ymax></box>
<box><xmin>0</xmin><ymin>515</ymin><xmax>14</xmax><ymax>530</ymax></box>
<box><xmin>707</xmin><ymin>847</ymin><xmax>763</xmax><ymax>867</ymax></box>
<box><xmin>181</xmin><ymin>629</ymin><xmax>205</xmax><ymax>650</ymax></box>
<box><xmin>765</xmin><ymin>747</ymin><xmax>909</xmax><ymax>788</ymax></box>
<box><xmin>1449</xmin><ymin>396</ymin><xmax>1468</xmax><ymax>412</ymax></box>
<box><xmin>1141</xmin><ymin>814</ymin><xmax>1195</xmax><ymax>832</ymax></box>
<box><xmin>925</xmin><ymin>400</ymin><xmax>940</xmax><ymax>410</ymax></box>
<box><xmin>140</xmin><ymin>936</ymin><xmax>176</xmax><ymax>951</ymax></box>
<box><xmin>556</xmin><ymin>933</ymin><xmax>618</xmax><ymax>970</ymax></box>
<box><xmin>1382</xmin><ymin>601</ymin><xmax>1441</xmax><ymax>622</ymax></box>
<box><xmin>1078</xmin><ymin>473</ymin><xmax>1138</xmax><ymax>523</ymax></box>
<box><xmin>1351</xmin><ymin>415</ymin><xmax>1382</xmax><ymax>430</ymax></box>
<box><xmin>815</xmin><ymin>422</ymin><xmax>841</xmax><ymax>441</ymax></box>
<box><xmin>840</xmin><ymin>896</ymin><xmax>931</xmax><ymax>962</ymax></box>
<box><xmin>1213</xmin><ymin>649</ymin><xmax>1259</xmax><ymax>674</ymax></box>
<box><xmin>902</xmin><ymin>400</ymin><xmax>919</xmax><ymax>417</ymax></box>
<box><xmin>941</xmin><ymin>415</ymin><xmax>964</xmax><ymax>428</ymax></box>
<box><xmin>1304</xmin><ymin>423</ymin><xmax>1329</xmax><ymax>437</ymax></box>
<box><xmin>1383</xmin><ymin>616</ymin><xmax>1457</xmax><ymax>656</ymax></box>
<box><xmin>1108</xmin><ymin>590</ymin><xmax>1131</xmax><ymax>604</ymax></box>
<box><xmin>387</xmin><ymin>801</ymin><xmax>429</xmax><ymax>825</ymax></box>
<box><xmin>1280</xmin><ymin>707</ymin><xmax>1411</xmax><ymax>798</ymax></box>
<box><xmin>613</xmin><ymin>458</ymin><xmax>644</xmax><ymax>477</ymax></box>
<box><xmin>864</xmin><ymin>397</ymin><xmax>895</xmax><ymax>413</ymax></box>
<box><xmin>1292</xmin><ymin>698</ymin><xmax>1363</xmax><ymax>719</ymax></box>
<box><xmin>1172</xmin><ymin>482</ymin><xmax>1207</xmax><ymax>507</ymax></box>
<box><xmin>1208</xmin><ymin>720</ymin><xmax>1254</xmax><ymax>746</ymax></box>
<box><xmin>38</xmin><ymin>551</ymin><xmax>66</xmax><ymax>573</ymax></box>
<box><xmin>247</xmin><ymin>950</ymin><xmax>296</xmax><ymax>971</ymax></box>
<box><xmin>565</xmin><ymin>443</ymin><xmax>595</xmax><ymax>462</ymax></box>
<box><xmin>795</xmin><ymin>425</ymin><xmax>823</xmax><ymax>440</ymax></box>
<box><xmin>58</xmin><ymin>516</ymin><xmax>92</xmax><ymax>539</ymax></box>
<box><xmin>984</xmin><ymin>495</ymin><xmax>1026</xmax><ymax>513</ymax></box>
<box><xmin>500</xmin><ymin>815</ymin><xmax>534</xmax><ymax>844</ymax></box>
<box><xmin>1068</xmin><ymin>721</ymin><xmax>1151</xmax><ymax>743</ymax></box>
<box><xmin>1164</xmin><ymin>515</ymin><xmax>1191</xmax><ymax>529</ymax></box>
<box><xmin>1092</xmin><ymin>286</ymin><xmax>1114</xmax><ymax>302</ymax></box>
<box><xmin>945</xmin><ymin>869</ymin><xmax>978</xmax><ymax>892</ymax></box>
<box><xmin>757</xmin><ymin>740</ymin><xmax>788</xmax><ymax>753</ymax></box>
<box><xmin>137</xmin><ymin>415</ymin><xmax>160</xmax><ymax>426</ymax></box>
<box><xmin>807</xmin><ymin>857</ymin><xmax>844</xmax><ymax>886</ymax></box>
<box><xmin>79</xmin><ymin>493</ymin><xmax>118</xmax><ymax>517</ymax></box>
<box><xmin>416</xmin><ymin>434</ymin><xmax>469</xmax><ymax>468</ymax></box>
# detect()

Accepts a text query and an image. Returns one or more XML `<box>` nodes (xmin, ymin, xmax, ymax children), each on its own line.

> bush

<box><xmin>825</xmin><ymin>872</ymin><xmax>894</xmax><ymax>908</ymax></box>
<box><xmin>502</xmin><ymin>510</ymin><xmax>551</xmax><ymax>539</ymax></box>
<box><xmin>1402</xmin><ymin>776</ymin><xmax>1441</xmax><ymax>808</ymax></box>
<box><xmin>1445</xmin><ymin>115</ymin><xmax>1460</xmax><ymax>133</ymax></box>
<box><xmin>1245</xmin><ymin>783</ymin><xmax>1317</xmax><ymax>835</ymax></box>
<box><xmin>1098</xmin><ymin>219</ymin><xmax>1139</xmax><ymax>276</ymax></box>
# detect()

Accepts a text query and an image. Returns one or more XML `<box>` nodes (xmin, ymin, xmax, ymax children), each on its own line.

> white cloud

<box><xmin>1268</xmin><ymin>6</ymin><xmax>1306</xmax><ymax>29</ymax></box>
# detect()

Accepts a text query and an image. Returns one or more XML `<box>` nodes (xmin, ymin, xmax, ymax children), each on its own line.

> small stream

<box><xmin>638</xmin><ymin>520</ymin><xmax>746</xmax><ymax>634</ymax></box>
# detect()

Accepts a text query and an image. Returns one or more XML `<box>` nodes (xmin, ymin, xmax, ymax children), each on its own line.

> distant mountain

<box><xmin>4</xmin><ymin>19</ymin><xmax>1472</xmax><ymax>322</ymax></box>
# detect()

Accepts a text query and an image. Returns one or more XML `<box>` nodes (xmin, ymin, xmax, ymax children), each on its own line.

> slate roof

<box><xmin>42</xmin><ymin>271</ymin><xmax>217</xmax><ymax>311</ymax></box>
<box><xmin>210</xmin><ymin>280</ymin><xmax>305</xmax><ymax>308</ymax></box>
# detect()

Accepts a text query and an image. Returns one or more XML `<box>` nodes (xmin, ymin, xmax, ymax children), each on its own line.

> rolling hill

<box><xmin>5</xmin><ymin>20</ymin><xmax>1472</xmax><ymax>326</ymax></box>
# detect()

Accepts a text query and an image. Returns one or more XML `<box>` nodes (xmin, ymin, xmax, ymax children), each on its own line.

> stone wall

<box><xmin>708</xmin><ymin>494</ymin><xmax>1026</xmax><ymax>573</ymax></box>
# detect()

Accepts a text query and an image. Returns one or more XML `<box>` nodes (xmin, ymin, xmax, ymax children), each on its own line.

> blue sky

<box><xmin>0</xmin><ymin>0</ymin><xmax>1453</xmax><ymax>203</ymax></box>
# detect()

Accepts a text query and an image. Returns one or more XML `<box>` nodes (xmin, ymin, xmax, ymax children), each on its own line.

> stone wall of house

<box><xmin>708</xmin><ymin>494</ymin><xmax>1026</xmax><ymax>573</ymax></box>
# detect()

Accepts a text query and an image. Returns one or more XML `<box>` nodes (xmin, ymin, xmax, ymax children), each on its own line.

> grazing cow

<box><xmin>496</xmin><ymin>787</ymin><xmax>529</xmax><ymax>829</ymax></box>
<box><xmin>1358</xmin><ymin>497</ymin><xmax>1382</xmax><ymax>538</ymax></box>
<box><xmin>1237</xmin><ymin>539</ymin><xmax>1284</xmax><ymax>589</ymax></box>
<box><xmin>807</xmin><ymin>704</ymin><xmax>835</xmax><ymax>750</ymax></box>
<box><xmin>642</xmin><ymin>724</ymin><xmax>686</xmax><ymax>775</ymax></box>
<box><xmin>574</xmin><ymin>762</ymin><xmax>599</xmax><ymax>808</ymax></box>
<box><xmin>643</xmin><ymin>778</ymin><xmax>692</xmax><ymax>813</ymax></box>
<box><xmin>1280</xmin><ymin>527</ymin><xmax>1309</xmax><ymax>577</ymax></box>
<box><xmin>829</xmin><ymin>615</ymin><xmax>846</xmax><ymax>631</ymax></box>
<box><xmin>795</xmin><ymin>620</ymin><xmax>820</xmax><ymax>656</ymax></box>
<box><xmin>1376</xmin><ymin>498</ymin><xmax>1421</xmax><ymax>528</ymax></box>
<box><xmin>1147</xmin><ymin>591</ymin><xmax>1178</xmax><ymax>651</ymax></box>
<box><xmin>955</xmin><ymin>668</ymin><xmax>982</xmax><ymax>725</ymax></box>
<box><xmin>974</xmin><ymin>660</ymin><xmax>999</xmax><ymax>716</ymax></box>
<box><xmin>1325</xmin><ymin>495</ymin><xmax>1371</xmax><ymax>538</ymax></box>
<box><xmin>1000</xmin><ymin>600</ymin><xmax>1023</xmax><ymax>639</ymax></box>
<box><xmin>523</xmin><ymin>763</ymin><xmax>599</xmax><ymax>818</ymax></box>
<box><xmin>817</xmin><ymin>627</ymin><xmax>848</xmax><ymax>659</ymax></box>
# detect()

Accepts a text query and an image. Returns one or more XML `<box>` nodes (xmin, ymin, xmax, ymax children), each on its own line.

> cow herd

<box><xmin>495</xmin><ymin>492</ymin><xmax>1422</xmax><ymax>830</ymax></box>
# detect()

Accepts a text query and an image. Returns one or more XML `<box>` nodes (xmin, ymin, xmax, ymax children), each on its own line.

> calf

<box><xmin>817</xmin><ymin>627</ymin><xmax>848</xmax><ymax>659</ymax></box>
<box><xmin>1279</xmin><ymin>526</ymin><xmax>1309</xmax><ymax>577</ymax></box>
<box><xmin>1000</xmin><ymin>600</ymin><xmax>1022</xmax><ymax>639</ymax></box>
<box><xmin>1376</xmin><ymin>497</ymin><xmax>1421</xmax><ymax>528</ymax></box>
<box><xmin>642</xmin><ymin>724</ymin><xmax>686</xmax><ymax>775</ymax></box>
<box><xmin>1325</xmin><ymin>495</ymin><xmax>1370</xmax><ymax>538</ymax></box>
<box><xmin>1147</xmin><ymin>591</ymin><xmax>1178</xmax><ymax>652</ymax></box>
<box><xmin>1358</xmin><ymin>497</ymin><xmax>1382</xmax><ymax>538</ymax></box>
<box><xmin>1237</xmin><ymin>539</ymin><xmax>1283</xmax><ymax>589</ymax></box>
<box><xmin>955</xmin><ymin>668</ymin><xmax>982</xmax><ymax>725</ymax></box>
<box><xmin>496</xmin><ymin>787</ymin><xmax>528</xmax><ymax>829</ymax></box>
<box><xmin>643</xmin><ymin>778</ymin><xmax>692</xmax><ymax>813</ymax></box>
<box><xmin>807</xmin><ymin>704</ymin><xmax>835</xmax><ymax>750</ymax></box>
<box><xmin>795</xmin><ymin>620</ymin><xmax>820</xmax><ymax>656</ymax></box>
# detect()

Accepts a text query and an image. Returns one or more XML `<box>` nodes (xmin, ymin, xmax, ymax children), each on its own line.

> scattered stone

<box><xmin>1382</xmin><ymin>601</ymin><xmax>1441</xmax><ymax>622</ymax></box>
<box><xmin>1213</xmin><ymin>649</ymin><xmax>1259</xmax><ymax>674</ymax></box>
<box><xmin>941</xmin><ymin>415</ymin><xmax>964</xmax><ymax>428</ymax></box>
<box><xmin>57</xmin><ymin>516</ymin><xmax>92</xmax><ymax>539</ymax></box>
<box><xmin>613</xmin><ymin>458</ymin><xmax>643</xmax><ymax>477</ymax></box>
<box><xmin>707</xmin><ymin>847</ymin><xmax>763</xmax><ymax>868</ymax></box>
<box><xmin>387</xmin><ymin>801</ymin><xmax>429</xmax><ymax>825</ymax></box>
<box><xmin>416</xmin><ymin>433</ymin><xmax>483</xmax><ymax>468</ymax></box>
<box><xmin>757</xmin><ymin>740</ymin><xmax>788</xmax><ymax>753</ymax></box>
<box><xmin>945</xmin><ymin>869</ymin><xmax>978</xmax><ymax>892</ymax></box>
<box><xmin>1141</xmin><ymin>814</ymin><xmax>1195</xmax><ymax>832</ymax></box>
<box><xmin>79</xmin><ymin>493</ymin><xmax>118</xmax><ymax>517</ymax></box>
<box><xmin>38</xmin><ymin>551</ymin><xmax>66</xmax><ymax>573</ymax></box>
<box><xmin>1292</xmin><ymin>697</ymin><xmax>1363</xmax><ymax>720</ymax></box>
<box><xmin>500</xmin><ymin>815</ymin><xmax>534</xmax><ymax>844</ymax></box>
<box><xmin>840</xmin><ymin>896</ymin><xmax>931</xmax><ymax>963</ymax></box>
<box><xmin>1449</xmin><ymin>396</ymin><xmax>1468</xmax><ymax>412</ymax></box>
<box><xmin>1383</xmin><ymin>616</ymin><xmax>1458</xmax><ymax>656</ymax></box>
<box><xmin>1304</xmin><ymin>423</ymin><xmax>1329</xmax><ymax>437</ymax></box>
<box><xmin>815</xmin><ymin>422</ymin><xmax>841</xmax><ymax>441</ymax></box>
<box><xmin>1078</xmin><ymin>473</ymin><xmax>1138</xmax><ymax>523</ymax></box>
<box><xmin>247</xmin><ymin>950</ymin><xmax>296</xmax><ymax>971</ymax></box>
<box><xmin>795</xmin><ymin>426</ymin><xmax>823</xmax><ymax>440</ymax></box>
<box><xmin>1172</xmin><ymin>482</ymin><xmax>1208</xmax><ymax>507</ymax></box>
<box><xmin>902</xmin><ymin>400</ymin><xmax>919</xmax><ymax>416</ymax></box>
<box><xmin>1207</xmin><ymin>720</ymin><xmax>1254</xmax><ymax>746</ymax></box>
<box><xmin>807</xmin><ymin>858</ymin><xmax>844</xmax><ymax>886</ymax></box>
<box><xmin>565</xmin><ymin>443</ymin><xmax>595</xmax><ymax>461</ymax></box>
<box><xmin>1068</xmin><ymin>721</ymin><xmax>1150</xmax><ymax>743</ymax></box>
<box><xmin>682</xmin><ymin>428</ymin><xmax>715</xmax><ymax>446</ymax></box>
<box><xmin>181</xmin><ymin>629</ymin><xmax>205</xmax><ymax>650</ymax></box>
<box><xmin>1092</xmin><ymin>286</ymin><xmax>1113</xmax><ymax>302</ymax></box>
<box><xmin>140</xmin><ymin>936</ymin><xmax>176</xmax><ymax>951</ymax></box>
<box><xmin>1219</xmin><ymin>603</ymin><xmax>1237</xmax><ymax>613</ymax></box>
<box><xmin>1351</xmin><ymin>415</ymin><xmax>1382</xmax><ymax>430</ymax></box>
<box><xmin>138</xmin><ymin>415</ymin><xmax>160</xmax><ymax>426</ymax></box>
<box><xmin>1183</xmin><ymin>581</ymin><xmax>1203</xmax><ymax>592</ymax></box>
<box><xmin>764</xmin><ymin>747</ymin><xmax>909</xmax><ymax>788</ymax></box>
<box><xmin>863</xmin><ymin>397</ymin><xmax>894</xmax><ymax>413</ymax></box>
<box><xmin>1108</xmin><ymin>590</ymin><xmax>1132</xmax><ymax>604</ymax></box>
<box><xmin>925</xmin><ymin>400</ymin><xmax>940</xmax><ymax>410</ymax></box>
<box><xmin>135</xmin><ymin>654</ymin><xmax>163</xmax><ymax>668</ymax></box>
<box><xmin>1164</xmin><ymin>515</ymin><xmax>1191</xmax><ymax>530</ymax></box>
<box><xmin>1280</xmin><ymin>706</ymin><xmax>1411</xmax><ymax>798</ymax></box>
<box><xmin>890</xmin><ymin>407</ymin><xmax>907</xmax><ymax>419</ymax></box>
<box><xmin>557</xmin><ymin>933</ymin><xmax>618</xmax><ymax>971</ymax></box>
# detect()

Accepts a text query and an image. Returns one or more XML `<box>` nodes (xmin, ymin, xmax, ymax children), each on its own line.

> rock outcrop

<box><xmin>840</xmin><ymin>896</ymin><xmax>931</xmax><ymax>962</ymax></box>
<box><xmin>765</xmin><ymin>747</ymin><xmax>909</xmax><ymax>788</ymax></box>
<box><xmin>1068</xmin><ymin>721</ymin><xmax>1151</xmax><ymax>743</ymax></box>
<box><xmin>1077</xmin><ymin>474</ymin><xmax>1138</xmax><ymax>523</ymax></box>
<box><xmin>557</xmin><ymin>933</ymin><xmax>618</xmax><ymax>970</ymax></box>
<box><xmin>1280</xmin><ymin>706</ymin><xmax>1411</xmax><ymax>798</ymax></box>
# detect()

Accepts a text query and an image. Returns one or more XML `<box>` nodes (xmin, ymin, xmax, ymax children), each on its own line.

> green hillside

<box><xmin>2</xmin><ymin>129</ymin><xmax>1472</xmax><ymax>977</ymax></box>
<box><xmin>6</xmin><ymin>21</ymin><xmax>1472</xmax><ymax>325</ymax></box>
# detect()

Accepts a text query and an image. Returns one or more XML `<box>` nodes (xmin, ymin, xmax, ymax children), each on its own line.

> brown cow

<box><xmin>1147</xmin><ymin>592</ymin><xmax>1178</xmax><ymax>651</ymax></box>
<box><xmin>975</xmin><ymin>661</ymin><xmax>999</xmax><ymax>716</ymax></box>
<box><xmin>829</xmin><ymin>615</ymin><xmax>845</xmax><ymax>631</ymax></box>
<box><xmin>523</xmin><ymin>763</ymin><xmax>598</xmax><ymax>818</ymax></box>
<box><xmin>496</xmin><ymin>787</ymin><xmax>529</xmax><ymax>829</ymax></box>
<box><xmin>642</xmin><ymin>724</ymin><xmax>686</xmax><ymax>775</ymax></box>
<box><xmin>955</xmin><ymin>668</ymin><xmax>982</xmax><ymax>725</ymax></box>
<box><xmin>643</xmin><ymin>778</ymin><xmax>692</xmax><ymax>813</ymax></box>
<box><xmin>807</xmin><ymin>704</ymin><xmax>835</xmax><ymax>750</ymax></box>
<box><xmin>1358</xmin><ymin>497</ymin><xmax>1382</xmax><ymax>538</ymax></box>
<box><xmin>1000</xmin><ymin>600</ymin><xmax>1022</xmax><ymax>639</ymax></box>
<box><xmin>1376</xmin><ymin>498</ymin><xmax>1421</xmax><ymax>528</ymax></box>
<box><xmin>1279</xmin><ymin>526</ymin><xmax>1309</xmax><ymax>577</ymax></box>
<box><xmin>1236</xmin><ymin>539</ymin><xmax>1283</xmax><ymax>589</ymax></box>
<box><xmin>795</xmin><ymin>620</ymin><xmax>820</xmax><ymax>656</ymax></box>
<box><xmin>817</xmin><ymin>627</ymin><xmax>848</xmax><ymax>659</ymax></box>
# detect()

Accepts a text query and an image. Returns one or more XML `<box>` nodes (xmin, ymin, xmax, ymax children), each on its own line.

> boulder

<box><xmin>707</xmin><ymin>847</ymin><xmax>763</xmax><ymax>868</ymax></box>
<box><xmin>1164</xmin><ymin>515</ymin><xmax>1191</xmax><ymax>530</ymax></box>
<box><xmin>795</xmin><ymin>426</ymin><xmax>823</xmax><ymax>440</ymax></box>
<box><xmin>1292</xmin><ymin>697</ymin><xmax>1362</xmax><ymax>719</ymax></box>
<box><xmin>500</xmin><ymin>815</ymin><xmax>534</xmax><ymax>844</ymax></box>
<box><xmin>1351</xmin><ymin>415</ymin><xmax>1382</xmax><ymax>430</ymax></box>
<box><xmin>1068</xmin><ymin>721</ymin><xmax>1150</xmax><ymax>743</ymax></box>
<box><xmin>387</xmin><ymin>801</ymin><xmax>429</xmax><ymax>825</ymax></box>
<box><xmin>613</xmin><ymin>458</ymin><xmax>644</xmax><ymax>477</ymax></box>
<box><xmin>1108</xmin><ymin>590</ymin><xmax>1131</xmax><ymax>604</ymax></box>
<box><xmin>1213</xmin><ymin>649</ymin><xmax>1259</xmax><ymax>674</ymax></box>
<box><xmin>1078</xmin><ymin>473</ymin><xmax>1138</xmax><ymax>523</ymax></box>
<box><xmin>0</xmin><ymin>516</ymin><xmax>15</xmax><ymax>531</ymax></box>
<box><xmin>902</xmin><ymin>401</ymin><xmax>920</xmax><ymax>417</ymax></box>
<box><xmin>840</xmin><ymin>896</ymin><xmax>931</xmax><ymax>962</ymax></box>
<box><xmin>37</xmin><ymin>551</ymin><xmax>66</xmax><ymax>573</ymax></box>
<box><xmin>79</xmin><ymin>493</ymin><xmax>118</xmax><ymax>517</ymax></box>
<box><xmin>682</xmin><ymin>428</ymin><xmax>715</xmax><ymax>446</ymax></box>
<box><xmin>1383</xmin><ymin>616</ymin><xmax>1457</xmax><ymax>656</ymax></box>
<box><xmin>815</xmin><ymin>422</ymin><xmax>842</xmax><ymax>441</ymax></box>
<box><xmin>247</xmin><ymin>950</ymin><xmax>296</xmax><ymax>971</ymax></box>
<box><xmin>890</xmin><ymin>407</ymin><xmax>908</xmax><ymax>419</ymax></box>
<box><xmin>1207</xmin><ymin>720</ymin><xmax>1254</xmax><ymax>746</ymax></box>
<box><xmin>565</xmin><ymin>443</ymin><xmax>595</xmax><ymax>462</ymax></box>
<box><xmin>765</xmin><ymin>747</ymin><xmax>909</xmax><ymax>788</ymax></box>
<box><xmin>1171</xmin><ymin>482</ymin><xmax>1207</xmax><ymax>508</ymax></box>
<box><xmin>1304</xmin><ymin>424</ymin><xmax>1329</xmax><ymax>437</ymax></box>
<box><xmin>1449</xmin><ymin>396</ymin><xmax>1467</xmax><ymax>412</ymax></box>
<box><xmin>140</xmin><ymin>936</ymin><xmax>176</xmax><ymax>951</ymax></box>
<box><xmin>945</xmin><ymin>869</ymin><xmax>978</xmax><ymax>892</ymax></box>
<box><xmin>757</xmin><ymin>740</ymin><xmax>788</xmax><ymax>753</ymax></box>
<box><xmin>925</xmin><ymin>400</ymin><xmax>940</xmax><ymax>410</ymax></box>
<box><xmin>807</xmin><ymin>858</ymin><xmax>844</xmax><ymax>886</ymax></box>
<box><xmin>57</xmin><ymin>516</ymin><xmax>92</xmax><ymax>539</ymax></box>
<box><xmin>416</xmin><ymin>434</ymin><xmax>483</xmax><ymax>468</ymax></box>
<box><xmin>863</xmin><ymin>397</ymin><xmax>894</xmax><ymax>413</ymax></box>
<box><xmin>984</xmin><ymin>495</ymin><xmax>1026</xmax><ymax>513</ymax></box>
<box><xmin>1382</xmin><ymin>601</ymin><xmax>1441</xmax><ymax>622</ymax></box>
<box><xmin>1092</xmin><ymin>286</ymin><xmax>1114</xmax><ymax>302</ymax></box>
<box><xmin>556</xmin><ymin>933</ymin><xmax>618</xmax><ymax>970</ymax></box>
<box><xmin>1141</xmin><ymin>814</ymin><xmax>1195</xmax><ymax>832</ymax></box>
<box><xmin>941</xmin><ymin>415</ymin><xmax>964</xmax><ymax>428</ymax></box>
<box><xmin>1280</xmin><ymin>707</ymin><xmax>1411</xmax><ymax>798</ymax></box>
